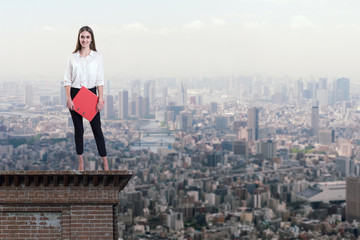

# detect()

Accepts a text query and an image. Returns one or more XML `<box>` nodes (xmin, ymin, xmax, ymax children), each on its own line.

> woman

<box><xmin>64</xmin><ymin>26</ymin><xmax>109</xmax><ymax>171</ymax></box>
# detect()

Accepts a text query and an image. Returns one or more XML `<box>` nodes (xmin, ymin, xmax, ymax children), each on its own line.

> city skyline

<box><xmin>1</xmin><ymin>0</ymin><xmax>360</xmax><ymax>81</ymax></box>
<box><xmin>2</xmin><ymin>60</ymin><xmax>360</xmax><ymax>238</ymax></box>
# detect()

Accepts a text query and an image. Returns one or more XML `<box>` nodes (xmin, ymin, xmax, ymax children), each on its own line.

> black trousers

<box><xmin>70</xmin><ymin>87</ymin><xmax>107</xmax><ymax>157</ymax></box>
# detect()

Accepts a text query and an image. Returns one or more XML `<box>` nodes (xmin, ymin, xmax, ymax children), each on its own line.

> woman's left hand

<box><xmin>97</xmin><ymin>98</ymin><xmax>105</xmax><ymax>112</ymax></box>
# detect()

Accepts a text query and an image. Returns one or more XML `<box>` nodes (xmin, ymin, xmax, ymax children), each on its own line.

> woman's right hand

<box><xmin>66</xmin><ymin>98</ymin><xmax>74</xmax><ymax>110</ymax></box>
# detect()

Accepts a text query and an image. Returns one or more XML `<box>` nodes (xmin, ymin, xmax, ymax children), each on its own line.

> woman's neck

<box><xmin>80</xmin><ymin>48</ymin><xmax>91</xmax><ymax>57</ymax></box>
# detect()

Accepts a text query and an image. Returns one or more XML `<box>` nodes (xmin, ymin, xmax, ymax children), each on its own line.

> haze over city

<box><xmin>3</xmin><ymin>1</ymin><xmax>360</xmax><ymax>239</ymax></box>
<box><xmin>1</xmin><ymin>0</ymin><xmax>360</xmax><ymax>80</ymax></box>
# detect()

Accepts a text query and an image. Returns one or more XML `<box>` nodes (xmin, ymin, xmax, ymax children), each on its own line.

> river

<box><xmin>131</xmin><ymin>119</ymin><xmax>175</xmax><ymax>152</ymax></box>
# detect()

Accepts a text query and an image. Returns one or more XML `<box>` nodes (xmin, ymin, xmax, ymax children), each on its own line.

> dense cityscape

<box><xmin>1</xmin><ymin>76</ymin><xmax>360</xmax><ymax>239</ymax></box>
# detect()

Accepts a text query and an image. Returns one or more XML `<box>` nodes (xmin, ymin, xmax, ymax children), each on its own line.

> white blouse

<box><xmin>64</xmin><ymin>50</ymin><xmax>104</xmax><ymax>89</ymax></box>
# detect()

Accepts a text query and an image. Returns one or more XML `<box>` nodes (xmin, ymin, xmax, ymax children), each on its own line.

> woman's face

<box><xmin>79</xmin><ymin>30</ymin><xmax>92</xmax><ymax>49</ymax></box>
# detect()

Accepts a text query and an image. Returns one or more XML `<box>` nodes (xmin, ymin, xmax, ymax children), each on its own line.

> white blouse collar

<box><xmin>76</xmin><ymin>50</ymin><xmax>95</xmax><ymax>58</ymax></box>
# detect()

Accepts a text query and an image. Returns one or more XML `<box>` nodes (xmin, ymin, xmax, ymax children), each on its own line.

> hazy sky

<box><xmin>1</xmin><ymin>0</ymin><xmax>360</xmax><ymax>80</ymax></box>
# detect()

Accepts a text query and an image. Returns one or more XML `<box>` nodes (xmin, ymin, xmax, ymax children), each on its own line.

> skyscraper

<box><xmin>319</xmin><ymin>78</ymin><xmax>327</xmax><ymax>90</ymax></box>
<box><xmin>297</xmin><ymin>80</ymin><xmax>304</xmax><ymax>101</ymax></box>
<box><xmin>317</xmin><ymin>90</ymin><xmax>328</xmax><ymax>107</ymax></box>
<box><xmin>131</xmin><ymin>80</ymin><xmax>141</xmax><ymax>97</ymax></box>
<box><xmin>144</xmin><ymin>97</ymin><xmax>150</xmax><ymax>117</ymax></box>
<box><xmin>256</xmin><ymin>140</ymin><xmax>276</xmax><ymax>159</ymax></box>
<box><xmin>306</xmin><ymin>82</ymin><xmax>314</xmax><ymax>99</ymax></box>
<box><xmin>60</xmin><ymin>82</ymin><xmax>67</xmax><ymax>106</ymax></box>
<box><xmin>24</xmin><ymin>84</ymin><xmax>33</xmax><ymax>106</ymax></box>
<box><xmin>319</xmin><ymin>130</ymin><xmax>332</xmax><ymax>145</ymax></box>
<box><xmin>162</xmin><ymin>87</ymin><xmax>168</xmax><ymax>106</ymax></box>
<box><xmin>136</xmin><ymin>95</ymin><xmax>144</xmax><ymax>118</ymax></box>
<box><xmin>180</xmin><ymin>111</ymin><xmax>192</xmax><ymax>132</ymax></box>
<box><xmin>247</xmin><ymin>107</ymin><xmax>259</xmax><ymax>141</ymax></box>
<box><xmin>335</xmin><ymin>77</ymin><xmax>350</xmax><ymax>102</ymax></box>
<box><xmin>346</xmin><ymin>177</ymin><xmax>360</xmax><ymax>222</ymax></box>
<box><xmin>118</xmin><ymin>90</ymin><xmax>129</xmax><ymax>119</ymax></box>
<box><xmin>311</xmin><ymin>106</ymin><xmax>319</xmax><ymax>136</ymax></box>
<box><xmin>151</xmin><ymin>84</ymin><xmax>155</xmax><ymax>104</ymax></box>
<box><xmin>144</xmin><ymin>81</ymin><xmax>151</xmax><ymax>99</ymax></box>
<box><xmin>335</xmin><ymin>156</ymin><xmax>353</xmax><ymax>177</ymax></box>
<box><xmin>165</xmin><ymin>105</ymin><xmax>184</xmax><ymax>122</ymax></box>
<box><xmin>107</xmin><ymin>80</ymin><xmax>110</xmax><ymax>95</ymax></box>
<box><xmin>105</xmin><ymin>95</ymin><xmax>115</xmax><ymax>119</ymax></box>
<box><xmin>130</xmin><ymin>98</ymin><xmax>136</xmax><ymax>117</ymax></box>
<box><xmin>179</xmin><ymin>83</ymin><xmax>187</xmax><ymax>108</ymax></box>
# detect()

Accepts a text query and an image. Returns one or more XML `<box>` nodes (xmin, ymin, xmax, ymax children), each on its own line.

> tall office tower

<box><xmin>144</xmin><ymin>81</ymin><xmax>156</xmax><ymax>114</ymax></box>
<box><xmin>179</xmin><ymin>82</ymin><xmax>187</xmax><ymax>108</ymax></box>
<box><xmin>255</xmin><ymin>140</ymin><xmax>276</xmax><ymax>159</ymax></box>
<box><xmin>297</xmin><ymin>80</ymin><xmax>304</xmax><ymax>100</ymax></box>
<box><xmin>247</xmin><ymin>107</ymin><xmax>259</xmax><ymax>141</ymax></box>
<box><xmin>319</xmin><ymin>78</ymin><xmax>327</xmax><ymax>90</ymax></box>
<box><xmin>107</xmin><ymin>80</ymin><xmax>110</xmax><ymax>95</ymax></box>
<box><xmin>118</xmin><ymin>90</ymin><xmax>129</xmax><ymax>119</ymax></box>
<box><xmin>306</xmin><ymin>82</ymin><xmax>314</xmax><ymax>98</ymax></box>
<box><xmin>314</xmin><ymin>82</ymin><xmax>319</xmax><ymax>99</ymax></box>
<box><xmin>317</xmin><ymin>90</ymin><xmax>328</xmax><ymax>107</ymax></box>
<box><xmin>346</xmin><ymin>177</ymin><xmax>360</xmax><ymax>222</ymax></box>
<box><xmin>319</xmin><ymin>130</ymin><xmax>332</xmax><ymax>145</ymax></box>
<box><xmin>131</xmin><ymin>80</ymin><xmax>141</xmax><ymax>97</ymax></box>
<box><xmin>317</xmin><ymin>78</ymin><xmax>328</xmax><ymax>106</ymax></box>
<box><xmin>144</xmin><ymin>80</ymin><xmax>151</xmax><ymax>99</ymax></box>
<box><xmin>150</xmin><ymin>83</ymin><xmax>156</xmax><ymax>108</ymax></box>
<box><xmin>189</xmin><ymin>96</ymin><xmax>196</xmax><ymax>105</ymax></box>
<box><xmin>335</xmin><ymin>156</ymin><xmax>353</xmax><ymax>177</ymax></box>
<box><xmin>210</xmin><ymin>102</ymin><xmax>218</xmax><ymax>113</ymax></box>
<box><xmin>162</xmin><ymin>87</ymin><xmax>168</xmax><ymax>105</ymax></box>
<box><xmin>130</xmin><ymin>100</ymin><xmax>136</xmax><ymax>116</ymax></box>
<box><xmin>197</xmin><ymin>95</ymin><xmax>203</xmax><ymax>106</ymax></box>
<box><xmin>136</xmin><ymin>95</ymin><xmax>144</xmax><ymax>118</ymax></box>
<box><xmin>60</xmin><ymin>82</ymin><xmax>67</xmax><ymax>106</ymax></box>
<box><xmin>105</xmin><ymin>95</ymin><xmax>115</xmax><ymax>119</ymax></box>
<box><xmin>335</xmin><ymin>77</ymin><xmax>350</xmax><ymax>102</ymax></box>
<box><xmin>306</xmin><ymin>82</ymin><xmax>318</xmax><ymax>99</ymax></box>
<box><xmin>180</xmin><ymin>111</ymin><xmax>192</xmax><ymax>132</ymax></box>
<box><xmin>166</xmin><ymin>105</ymin><xmax>184</xmax><ymax>122</ymax></box>
<box><xmin>311</xmin><ymin>106</ymin><xmax>319</xmax><ymax>136</ymax></box>
<box><xmin>24</xmin><ymin>84</ymin><xmax>33</xmax><ymax>106</ymax></box>
<box><xmin>144</xmin><ymin>97</ymin><xmax>150</xmax><ymax>117</ymax></box>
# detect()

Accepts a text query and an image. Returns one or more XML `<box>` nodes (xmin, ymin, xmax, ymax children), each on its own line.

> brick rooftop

<box><xmin>0</xmin><ymin>170</ymin><xmax>133</xmax><ymax>240</ymax></box>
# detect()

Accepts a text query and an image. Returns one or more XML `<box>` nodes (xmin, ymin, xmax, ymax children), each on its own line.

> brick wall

<box><xmin>0</xmin><ymin>171</ymin><xmax>132</xmax><ymax>240</ymax></box>
<box><xmin>0</xmin><ymin>211</ymin><xmax>62</xmax><ymax>239</ymax></box>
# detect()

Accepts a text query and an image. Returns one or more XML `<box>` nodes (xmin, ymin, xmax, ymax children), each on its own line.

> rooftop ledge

<box><xmin>0</xmin><ymin>170</ymin><xmax>133</xmax><ymax>189</ymax></box>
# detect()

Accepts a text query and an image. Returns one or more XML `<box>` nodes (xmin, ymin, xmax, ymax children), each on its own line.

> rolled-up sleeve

<box><xmin>95</xmin><ymin>53</ymin><xmax>104</xmax><ymax>87</ymax></box>
<box><xmin>64</xmin><ymin>57</ymin><xmax>72</xmax><ymax>87</ymax></box>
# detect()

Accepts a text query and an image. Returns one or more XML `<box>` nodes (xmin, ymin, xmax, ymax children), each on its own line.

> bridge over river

<box><xmin>132</xmin><ymin>138</ymin><xmax>173</xmax><ymax>147</ymax></box>
<box><xmin>131</xmin><ymin>120</ymin><xmax>175</xmax><ymax>151</ymax></box>
<box><xmin>142</xmin><ymin>128</ymin><xmax>172</xmax><ymax>136</ymax></box>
